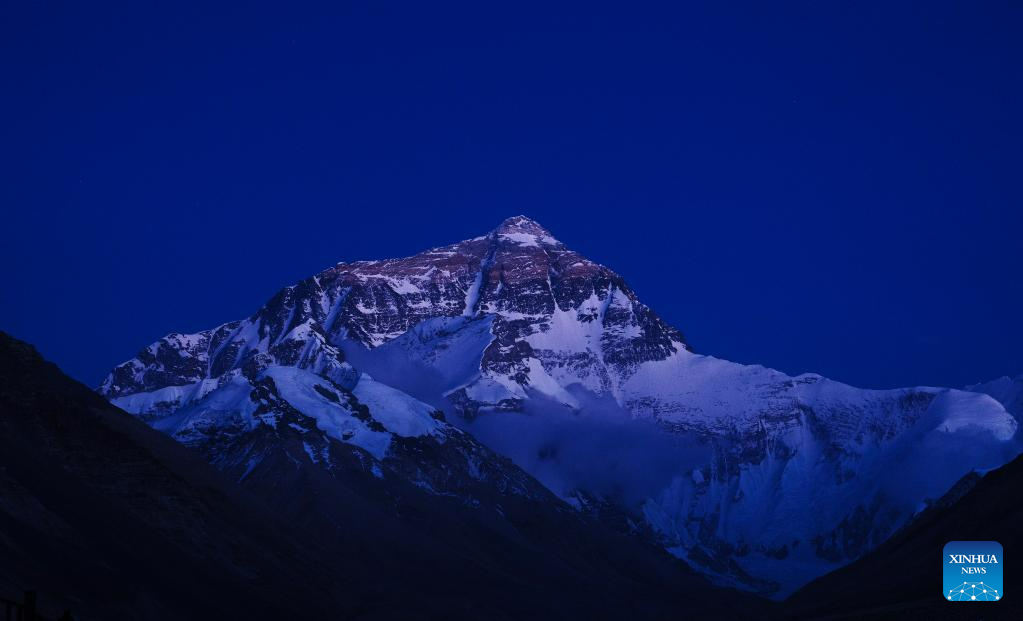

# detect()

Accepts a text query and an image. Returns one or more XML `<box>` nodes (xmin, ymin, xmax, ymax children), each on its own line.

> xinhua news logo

<box><xmin>944</xmin><ymin>541</ymin><xmax>1003</xmax><ymax>602</ymax></box>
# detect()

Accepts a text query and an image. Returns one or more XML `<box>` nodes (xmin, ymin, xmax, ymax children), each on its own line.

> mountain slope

<box><xmin>99</xmin><ymin>216</ymin><xmax>1021</xmax><ymax>597</ymax></box>
<box><xmin>783</xmin><ymin>452</ymin><xmax>1023</xmax><ymax>619</ymax></box>
<box><xmin>967</xmin><ymin>374</ymin><xmax>1023</xmax><ymax>421</ymax></box>
<box><xmin>0</xmin><ymin>332</ymin><xmax>341</xmax><ymax>619</ymax></box>
<box><xmin>99</xmin><ymin>215</ymin><xmax>684</xmax><ymax>413</ymax></box>
<box><xmin>4</xmin><ymin>331</ymin><xmax>770</xmax><ymax>619</ymax></box>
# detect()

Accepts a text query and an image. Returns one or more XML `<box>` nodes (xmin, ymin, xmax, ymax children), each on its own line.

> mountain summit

<box><xmin>99</xmin><ymin>216</ymin><xmax>1021</xmax><ymax>597</ymax></box>
<box><xmin>101</xmin><ymin>216</ymin><xmax>686</xmax><ymax>416</ymax></box>
<box><xmin>494</xmin><ymin>214</ymin><xmax>560</xmax><ymax>239</ymax></box>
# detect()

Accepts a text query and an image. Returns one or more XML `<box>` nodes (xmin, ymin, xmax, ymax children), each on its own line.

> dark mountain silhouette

<box><xmin>0</xmin><ymin>331</ymin><xmax>767</xmax><ymax>620</ymax></box>
<box><xmin>783</xmin><ymin>453</ymin><xmax>1023</xmax><ymax>619</ymax></box>
<box><xmin>0</xmin><ymin>331</ymin><xmax>339</xmax><ymax>619</ymax></box>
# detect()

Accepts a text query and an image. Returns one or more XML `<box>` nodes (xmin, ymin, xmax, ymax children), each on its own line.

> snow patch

<box><xmin>353</xmin><ymin>374</ymin><xmax>443</xmax><ymax>438</ymax></box>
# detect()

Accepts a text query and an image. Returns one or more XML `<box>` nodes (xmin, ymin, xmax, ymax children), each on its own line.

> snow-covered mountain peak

<box><xmin>966</xmin><ymin>373</ymin><xmax>1023</xmax><ymax>421</ymax></box>
<box><xmin>496</xmin><ymin>214</ymin><xmax>545</xmax><ymax>230</ymax></box>
<box><xmin>98</xmin><ymin>218</ymin><xmax>1021</xmax><ymax>599</ymax></box>
<box><xmin>493</xmin><ymin>214</ymin><xmax>562</xmax><ymax>248</ymax></box>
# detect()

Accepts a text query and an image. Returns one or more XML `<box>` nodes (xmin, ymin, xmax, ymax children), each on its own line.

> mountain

<box><xmin>783</xmin><ymin>452</ymin><xmax>1023</xmax><ymax>619</ymax></box>
<box><xmin>99</xmin><ymin>215</ymin><xmax>1021</xmax><ymax>597</ymax></box>
<box><xmin>0</xmin><ymin>331</ymin><xmax>341</xmax><ymax>619</ymax></box>
<box><xmin>2</xmin><ymin>331</ymin><xmax>771</xmax><ymax>620</ymax></box>
<box><xmin>966</xmin><ymin>374</ymin><xmax>1023</xmax><ymax>420</ymax></box>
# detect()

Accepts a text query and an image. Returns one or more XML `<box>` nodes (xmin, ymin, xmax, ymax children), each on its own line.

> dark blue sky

<box><xmin>2</xmin><ymin>1</ymin><xmax>1020</xmax><ymax>389</ymax></box>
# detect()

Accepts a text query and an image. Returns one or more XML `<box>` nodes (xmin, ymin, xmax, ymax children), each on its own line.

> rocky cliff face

<box><xmin>101</xmin><ymin>217</ymin><xmax>684</xmax><ymax>412</ymax></box>
<box><xmin>99</xmin><ymin>216</ymin><xmax>1021</xmax><ymax>597</ymax></box>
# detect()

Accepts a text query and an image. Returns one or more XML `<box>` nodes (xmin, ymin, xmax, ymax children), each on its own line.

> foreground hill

<box><xmin>0</xmin><ymin>332</ymin><xmax>336</xmax><ymax>619</ymax></box>
<box><xmin>784</xmin><ymin>453</ymin><xmax>1023</xmax><ymax>619</ymax></box>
